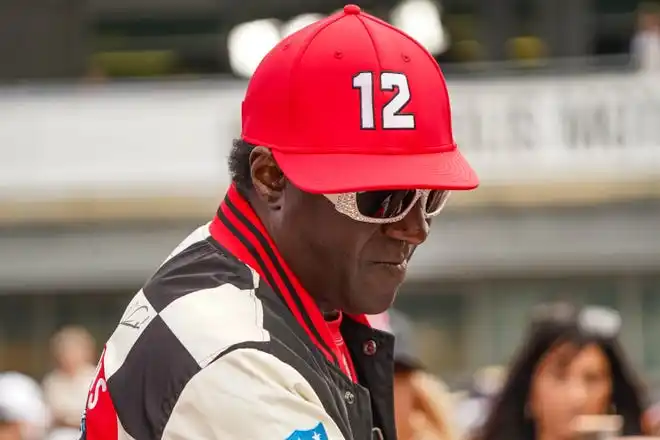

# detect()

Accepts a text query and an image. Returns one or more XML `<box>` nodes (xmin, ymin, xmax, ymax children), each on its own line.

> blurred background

<box><xmin>0</xmin><ymin>0</ymin><xmax>659</xmax><ymax>438</ymax></box>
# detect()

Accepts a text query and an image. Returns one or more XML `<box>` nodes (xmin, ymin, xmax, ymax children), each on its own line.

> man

<box><xmin>43</xmin><ymin>326</ymin><xmax>97</xmax><ymax>434</ymax></box>
<box><xmin>632</xmin><ymin>3</ymin><xmax>660</xmax><ymax>73</ymax></box>
<box><xmin>81</xmin><ymin>4</ymin><xmax>478</xmax><ymax>440</ymax></box>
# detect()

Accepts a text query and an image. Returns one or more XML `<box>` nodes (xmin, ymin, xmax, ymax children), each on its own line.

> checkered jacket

<box><xmin>80</xmin><ymin>185</ymin><xmax>396</xmax><ymax>440</ymax></box>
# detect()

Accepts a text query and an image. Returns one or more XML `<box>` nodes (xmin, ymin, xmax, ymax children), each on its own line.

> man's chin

<box><xmin>344</xmin><ymin>286</ymin><xmax>399</xmax><ymax>316</ymax></box>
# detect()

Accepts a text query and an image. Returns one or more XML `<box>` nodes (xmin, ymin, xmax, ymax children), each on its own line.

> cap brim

<box><xmin>272</xmin><ymin>148</ymin><xmax>479</xmax><ymax>194</ymax></box>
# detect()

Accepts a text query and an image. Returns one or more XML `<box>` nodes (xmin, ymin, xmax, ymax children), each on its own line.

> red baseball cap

<box><xmin>241</xmin><ymin>4</ymin><xmax>478</xmax><ymax>194</ymax></box>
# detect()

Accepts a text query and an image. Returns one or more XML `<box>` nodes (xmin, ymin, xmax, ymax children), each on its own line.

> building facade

<box><xmin>1</xmin><ymin>76</ymin><xmax>658</xmax><ymax>386</ymax></box>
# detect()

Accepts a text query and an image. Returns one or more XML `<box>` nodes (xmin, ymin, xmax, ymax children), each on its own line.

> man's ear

<box><xmin>249</xmin><ymin>146</ymin><xmax>286</xmax><ymax>207</ymax></box>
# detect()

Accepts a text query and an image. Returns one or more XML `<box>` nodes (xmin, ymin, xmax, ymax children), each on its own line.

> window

<box><xmin>0</xmin><ymin>292</ymin><xmax>132</xmax><ymax>378</ymax></box>
<box><xmin>91</xmin><ymin>15</ymin><xmax>224</xmax><ymax>78</ymax></box>
<box><xmin>0</xmin><ymin>295</ymin><xmax>34</xmax><ymax>373</ymax></box>
<box><xmin>488</xmin><ymin>277</ymin><xmax>619</xmax><ymax>365</ymax></box>
<box><xmin>395</xmin><ymin>289</ymin><xmax>467</xmax><ymax>377</ymax></box>
<box><xmin>641</xmin><ymin>276</ymin><xmax>660</xmax><ymax>371</ymax></box>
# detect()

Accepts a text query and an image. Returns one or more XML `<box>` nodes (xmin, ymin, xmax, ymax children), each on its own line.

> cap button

<box><xmin>343</xmin><ymin>4</ymin><xmax>361</xmax><ymax>15</ymax></box>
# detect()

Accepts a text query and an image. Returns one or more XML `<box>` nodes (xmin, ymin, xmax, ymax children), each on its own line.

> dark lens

<box><xmin>355</xmin><ymin>190</ymin><xmax>417</xmax><ymax>219</ymax></box>
<box><xmin>425</xmin><ymin>190</ymin><xmax>448</xmax><ymax>214</ymax></box>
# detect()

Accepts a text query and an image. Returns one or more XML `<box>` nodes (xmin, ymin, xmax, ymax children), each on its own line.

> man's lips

<box><xmin>370</xmin><ymin>260</ymin><xmax>408</xmax><ymax>269</ymax></box>
<box><xmin>371</xmin><ymin>250</ymin><xmax>412</xmax><ymax>266</ymax></box>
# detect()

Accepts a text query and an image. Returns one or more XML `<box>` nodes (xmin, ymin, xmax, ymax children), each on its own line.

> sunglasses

<box><xmin>578</xmin><ymin>306</ymin><xmax>622</xmax><ymax>339</ymax></box>
<box><xmin>323</xmin><ymin>189</ymin><xmax>451</xmax><ymax>224</ymax></box>
<box><xmin>531</xmin><ymin>303</ymin><xmax>622</xmax><ymax>339</ymax></box>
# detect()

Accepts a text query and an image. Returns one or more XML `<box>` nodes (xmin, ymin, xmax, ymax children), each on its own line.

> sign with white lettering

<box><xmin>0</xmin><ymin>74</ymin><xmax>658</xmax><ymax>200</ymax></box>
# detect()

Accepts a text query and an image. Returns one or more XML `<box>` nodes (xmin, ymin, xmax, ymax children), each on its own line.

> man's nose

<box><xmin>382</xmin><ymin>199</ymin><xmax>430</xmax><ymax>245</ymax></box>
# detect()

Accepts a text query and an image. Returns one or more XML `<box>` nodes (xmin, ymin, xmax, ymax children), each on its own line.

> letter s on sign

<box><xmin>87</xmin><ymin>377</ymin><xmax>107</xmax><ymax>410</ymax></box>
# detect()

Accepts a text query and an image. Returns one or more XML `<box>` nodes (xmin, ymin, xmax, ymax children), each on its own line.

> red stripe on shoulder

<box><xmin>83</xmin><ymin>348</ymin><xmax>118</xmax><ymax>440</ymax></box>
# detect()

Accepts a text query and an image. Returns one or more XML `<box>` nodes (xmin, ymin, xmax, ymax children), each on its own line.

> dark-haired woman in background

<box><xmin>474</xmin><ymin>302</ymin><xmax>650</xmax><ymax>440</ymax></box>
<box><xmin>369</xmin><ymin>310</ymin><xmax>458</xmax><ymax>440</ymax></box>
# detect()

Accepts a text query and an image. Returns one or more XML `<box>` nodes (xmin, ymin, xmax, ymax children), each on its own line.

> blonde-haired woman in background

<box><xmin>369</xmin><ymin>310</ymin><xmax>458</xmax><ymax>440</ymax></box>
<box><xmin>42</xmin><ymin>326</ymin><xmax>97</xmax><ymax>438</ymax></box>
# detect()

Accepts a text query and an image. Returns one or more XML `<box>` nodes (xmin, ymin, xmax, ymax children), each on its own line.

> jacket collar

<box><xmin>210</xmin><ymin>184</ymin><xmax>371</xmax><ymax>367</ymax></box>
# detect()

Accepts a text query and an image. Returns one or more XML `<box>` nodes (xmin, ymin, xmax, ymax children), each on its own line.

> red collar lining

<box><xmin>210</xmin><ymin>185</ymin><xmax>370</xmax><ymax>366</ymax></box>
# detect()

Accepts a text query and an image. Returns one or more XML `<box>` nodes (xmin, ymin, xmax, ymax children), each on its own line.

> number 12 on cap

<box><xmin>352</xmin><ymin>71</ymin><xmax>416</xmax><ymax>130</ymax></box>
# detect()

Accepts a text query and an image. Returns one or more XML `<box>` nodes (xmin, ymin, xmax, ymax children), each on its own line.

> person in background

<box><xmin>632</xmin><ymin>3</ymin><xmax>660</xmax><ymax>73</ymax></box>
<box><xmin>455</xmin><ymin>365</ymin><xmax>507</xmax><ymax>437</ymax></box>
<box><xmin>0</xmin><ymin>415</ymin><xmax>21</xmax><ymax>440</ymax></box>
<box><xmin>474</xmin><ymin>302</ymin><xmax>649</xmax><ymax>440</ymax></box>
<box><xmin>643</xmin><ymin>399</ymin><xmax>660</xmax><ymax>436</ymax></box>
<box><xmin>369</xmin><ymin>310</ymin><xmax>457</xmax><ymax>440</ymax></box>
<box><xmin>0</xmin><ymin>372</ymin><xmax>50</xmax><ymax>440</ymax></box>
<box><xmin>42</xmin><ymin>326</ymin><xmax>96</xmax><ymax>433</ymax></box>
